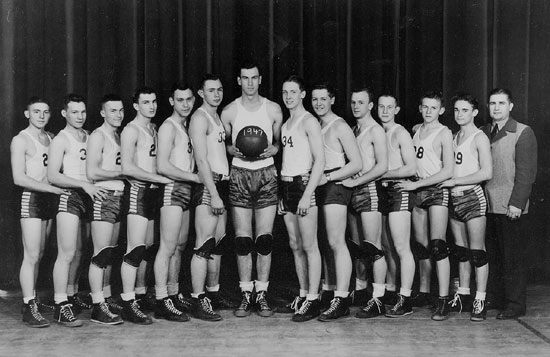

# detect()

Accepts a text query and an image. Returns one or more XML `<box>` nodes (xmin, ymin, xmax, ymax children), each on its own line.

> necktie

<box><xmin>490</xmin><ymin>124</ymin><xmax>499</xmax><ymax>140</ymax></box>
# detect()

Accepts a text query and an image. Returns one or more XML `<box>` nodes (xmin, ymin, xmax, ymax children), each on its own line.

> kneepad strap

<box><xmin>452</xmin><ymin>244</ymin><xmax>471</xmax><ymax>262</ymax></box>
<box><xmin>255</xmin><ymin>233</ymin><xmax>273</xmax><ymax>256</ymax></box>
<box><xmin>363</xmin><ymin>241</ymin><xmax>385</xmax><ymax>261</ymax></box>
<box><xmin>123</xmin><ymin>245</ymin><xmax>146</xmax><ymax>268</ymax></box>
<box><xmin>431</xmin><ymin>239</ymin><xmax>450</xmax><ymax>261</ymax></box>
<box><xmin>470</xmin><ymin>249</ymin><xmax>488</xmax><ymax>268</ymax></box>
<box><xmin>194</xmin><ymin>237</ymin><xmax>216</xmax><ymax>260</ymax></box>
<box><xmin>91</xmin><ymin>246</ymin><xmax>115</xmax><ymax>269</ymax></box>
<box><xmin>234</xmin><ymin>236</ymin><xmax>254</xmax><ymax>256</ymax></box>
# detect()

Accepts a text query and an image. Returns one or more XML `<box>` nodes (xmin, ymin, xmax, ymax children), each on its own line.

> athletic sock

<box><xmin>155</xmin><ymin>285</ymin><xmax>168</xmax><ymax>300</ymax></box>
<box><xmin>385</xmin><ymin>283</ymin><xmax>397</xmax><ymax>292</ymax></box>
<box><xmin>355</xmin><ymin>278</ymin><xmax>368</xmax><ymax>291</ymax></box>
<box><xmin>334</xmin><ymin>290</ymin><xmax>349</xmax><ymax>298</ymax></box>
<box><xmin>120</xmin><ymin>292</ymin><xmax>135</xmax><ymax>302</ymax></box>
<box><xmin>91</xmin><ymin>291</ymin><xmax>104</xmax><ymax>304</ymax></box>
<box><xmin>135</xmin><ymin>286</ymin><xmax>146</xmax><ymax>295</ymax></box>
<box><xmin>255</xmin><ymin>280</ymin><xmax>269</xmax><ymax>292</ymax></box>
<box><xmin>54</xmin><ymin>293</ymin><xmax>68</xmax><ymax>305</ymax></box>
<box><xmin>475</xmin><ymin>291</ymin><xmax>486</xmax><ymax>301</ymax></box>
<box><xmin>239</xmin><ymin>281</ymin><xmax>254</xmax><ymax>292</ymax></box>
<box><xmin>306</xmin><ymin>293</ymin><xmax>319</xmax><ymax>301</ymax></box>
<box><xmin>372</xmin><ymin>283</ymin><xmax>385</xmax><ymax>299</ymax></box>
<box><xmin>23</xmin><ymin>296</ymin><xmax>33</xmax><ymax>304</ymax></box>
<box><xmin>66</xmin><ymin>284</ymin><xmax>77</xmax><ymax>296</ymax></box>
<box><xmin>191</xmin><ymin>292</ymin><xmax>203</xmax><ymax>299</ymax></box>
<box><xmin>206</xmin><ymin>284</ymin><xmax>220</xmax><ymax>293</ymax></box>
<box><xmin>103</xmin><ymin>285</ymin><xmax>112</xmax><ymax>299</ymax></box>
<box><xmin>167</xmin><ymin>282</ymin><xmax>179</xmax><ymax>297</ymax></box>
<box><xmin>457</xmin><ymin>287</ymin><xmax>471</xmax><ymax>295</ymax></box>
<box><xmin>299</xmin><ymin>289</ymin><xmax>308</xmax><ymax>298</ymax></box>
<box><xmin>399</xmin><ymin>288</ymin><xmax>412</xmax><ymax>297</ymax></box>
<box><xmin>322</xmin><ymin>283</ymin><xmax>336</xmax><ymax>291</ymax></box>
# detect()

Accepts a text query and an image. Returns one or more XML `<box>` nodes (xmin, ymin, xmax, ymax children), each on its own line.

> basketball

<box><xmin>235</xmin><ymin>125</ymin><xmax>268</xmax><ymax>158</ymax></box>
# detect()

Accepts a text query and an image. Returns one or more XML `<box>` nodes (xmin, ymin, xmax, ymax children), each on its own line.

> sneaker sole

<box><xmin>318</xmin><ymin>312</ymin><xmax>350</xmax><ymax>322</ymax></box>
<box><xmin>192</xmin><ymin>315</ymin><xmax>223</xmax><ymax>322</ymax></box>
<box><xmin>90</xmin><ymin>318</ymin><xmax>124</xmax><ymax>325</ymax></box>
<box><xmin>154</xmin><ymin>314</ymin><xmax>190</xmax><ymax>322</ymax></box>
<box><xmin>470</xmin><ymin>317</ymin><xmax>486</xmax><ymax>322</ymax></box>
<box><xmin>56</xmin><ymin>320</ymin><xmax>83</xmax><ymax>327</ymax></box>
<box><xmin>25</xmin><ymin>322</ymin><xmax>50</xmax><ymax>328</ymax></box>
<box><xmin>234</xmin><ymin>310</ymin><xmax>252</xmax><ymax>318</ymax></box>
<box><xmin>431</xmin><ymin>315</ymin><xmax>450</xmax><ymax>321</ymax></box>
<box><xmin>257</xmin><ymin>310</ymin><xmax>274</xmax><ymax>317</ymax></box>
<box><xmin>385</xmin><ymin>310</ymin><xmax>414</xmax><ymax>318</ymax></box>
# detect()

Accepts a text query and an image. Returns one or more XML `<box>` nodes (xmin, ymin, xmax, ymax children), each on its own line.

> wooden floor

<box><xmin>1</xmin><ymin>285</ymin><xmax>549</xmax><ymax>356</ymax></box>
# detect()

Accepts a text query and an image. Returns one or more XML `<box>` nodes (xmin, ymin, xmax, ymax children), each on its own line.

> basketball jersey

<box><xmin>128</xmin><ymin>122</ymin><xmax>157</xmax><ymax>175</ymax></box>
<box><xmin>413</xmin><ymin>124</ymin><xmax>447</xmax><ymax>179</ymax></box>
<box><xmin>281</xmin><ymin>112</ymin><xmax>312</xmax><ymax>176</ymax></box>
<box><xmin>231</xmin><ymin>98</ymin><xmax>273</xmax><ymax>170</ymax></box>
<box><xmin>59</xmin><ymin>129</ymin><xmax>89</xmax><ymax>181</ymax></box>
<box><xmin>355</xmin><ymin>122</ymin><xmax>378</xmax><ymax>175</ymax></box>
<box><xmin>386</xmin><ymin>124</ymin><xmax>404</xmax><ymax>171</ymax></box>
<box><xmin>452</xmin><ymin>129</ymin><xmax>482</xmax><ymax>192</ymax></box>
<box><xmin>198</xmin><ymin>108</ymin><xmax>229</xmax><ymax>175</ymax></box>
<box><xmin>21</xmin><ymin>129</ymin><xmax>51</xmax><ymax>182</ymax></box>
<box><xmin>166</xmin><ymin>117</ymin><xmax>195</xmax><ymax>173</ymax></box>
<box><xmin>322</xmin><ymin>117</ymin><xmax>346</xmax><ymax>171</ymax></box>
<box><xmin>94</xmin><ymin>126</ymin><xmax>124</xmax><ymax>191</ymax></box>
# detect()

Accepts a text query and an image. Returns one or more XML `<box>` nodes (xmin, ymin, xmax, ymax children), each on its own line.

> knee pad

<box><xmin>452</xmin><ymin>244</ymin><xmax>471</xmax><ymax>262</ymax></box>
<box><xmin>471</xmin><ymin>249</ymin><xmax>488</xmax><ymax>268</ymax></box>
<box><xmin>431</xmin><ymin>239</ymin><xmax>450</xmax><ymax>261</ymax></box>
<box><xmin>411</xmin><ymin>241</ymin><xmax>431</xmax><ymax>260</ymax></box>
<box><xmin>255</xmin><ymin>233</ymin><xmax>273</xmax><ymax>256</ymax></box>
<box><xmin>91</xmin><ymin>246</ymin><xmax>115</xmax><ymax>269</ymax></box>
<box><xmin>234</xmin><ymin>236</ymin><xmax>254</xmax><ymax>256</ymax></box>
<box><xmin>143</xmin><ymin>242</ymin><xmax>159</xmax><ymax>262</ymax></box>
<box><xmin>212</xmin><ymin>235</ymin><xmax>232</xmax><ymax>256</ymax></box>
<box><xmin>363</xmin><ymin>241</ymin><xmax>385</xmax><ymax>261</ymax></box>
<box><xmin>194</xmin><ymin>237</ymin><xmax>216</xmax><ymax>260</ymax></box>
<box><xmin>346</xmin><ymin>239</ymin><xmax>367</xmax><ymax>260</ymax></box>
<box><xmin>123</xmin><ymin>245</ymin><xmax>146</xmax><ymax>268</ymax></box>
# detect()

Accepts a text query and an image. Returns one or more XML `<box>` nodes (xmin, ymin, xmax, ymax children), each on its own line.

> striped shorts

<box><xmin>450</xmin><ymin>185</ymin><xmax>487</xmax><ymax>222</ymax></box>
<box><xmin>92</xmin><ymin>190</ymin><xmax>123</xmax><ymax>223</ymax></box>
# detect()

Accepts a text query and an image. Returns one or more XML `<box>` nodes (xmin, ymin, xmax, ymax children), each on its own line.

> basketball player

<box><xmin>86</xmin><ymin>94</ymin><xmax>126</xmax><ymax>325</ymax></box>
<box><xmin>440</xmin><ymin>93</ymin><xmax>492</xmax><ymax>321</ymax></box>
<box><xmin>279</xmin><ymin>75</ymin><xmax>325</xmax><ymax>322</ymax></box>
<box><xmin>11</xmin><ymin>97</ymin><xmax>66</xmax><ymax>327</ymax></box>
<box><xmin>188</xmin><ymin>74</ymin><xmax>229</xmax><ymax>321</ymax></box>
<box><xmin>221</xmin><ymin>62</ymin><xmax>282</xmax><ymax>317</ymax></box>
<box><xmin>341</xmin><ymin>87</ymin><xmax>388</xmax><ymax>319</ymax></box>
<box><xmin>310</xmin><ymin>83</ymin><xmax>361</xmax><ymax>321</ymax></box>
<box><xmin>120</xmin><ymin>87</ymin><xmax>171</xmax><ymax>324</ymax></box>
<box><xmin>376</xmin><ymin>94</ymin><xmax>417</xmax><ymax>317</ymax></box>
<box><xmin>396</xmin><ymin>91</ymin><xmax>454</xmax><ymax>321</ymax></box>
<box><xmin>48</xmin><ymin>94</ymin><xmax>107</xmax><ymax>327</ymax></box>
<box><xmin>153</xmin><ymin>82</ymin><xmax>200</xmax><ymax>322</ymax></box>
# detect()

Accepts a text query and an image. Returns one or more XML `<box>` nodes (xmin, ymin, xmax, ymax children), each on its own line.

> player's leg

<box><xmin>381</xmin><ymin>216</ymin><xmax>398</xmax><ymax>305</ymax></box>
<box><xmin>429</xmin><ymin>205</ymin><xmax>451</xmax><ymax>321</ymax></box>
<box><xmin>232</xmin><ymin>206</ymin><xmax>255</xmax><ymax>317</ymax></box>
<box><xmin>449</xmin><ymin>217</ymin><xmax>472</xmax><ymax>313</ymax></box>
<box><xmin>411</xmin><ymin>206</ymin><xmax>433</xmax><ymax>307</ymax></box>
<box><xmin>104</xmin><ymin>222</ymin><xmax>122</xmax><ymax>312</ymax></box>
<box><xmin>253</xmin><ymin>204</ymin><xmax>277</xmax><ymax>317</ymax></box>
<box><xmin>347</xmin><ymin>212</ymin><xmax>369</xmax><ymax>305</ymax></box>
<box><xmin>282</xmin><ymin>212</ymin><xmax>308</xmax><ymax>314</ymax></box>
<box><xmin>66</xmin><ymin>221</ymin><xmax>89</xmax><ymax>313</ymax></box>
<box><xmin>467</xmin><ymin>215</ymin><xmax>488</xmax><ymax>321</ymax></box>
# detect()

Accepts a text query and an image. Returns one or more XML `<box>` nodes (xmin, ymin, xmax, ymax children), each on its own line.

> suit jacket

<box><xmin>482</xmin><ymin>117</ymin><xmax>537</xmax><ymax>214</ymax></box>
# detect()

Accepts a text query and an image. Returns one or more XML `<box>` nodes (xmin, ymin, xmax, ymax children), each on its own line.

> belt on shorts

<box><xmin>111</xmin><ymin>190</ymin><xmax>124</xmax><ymax>197</ymax></box>
<box><xmin>213</xmin><ymin>172</ymin><xmax>230</xmax><ymax>181</ymax></box>
<box><xmin>281</xmin><ymin>174</ymin><xmax>309</xmax><ymax>182</ymax></box>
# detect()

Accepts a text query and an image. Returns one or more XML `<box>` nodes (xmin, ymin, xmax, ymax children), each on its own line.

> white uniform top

<box><xmin>127</xmin><ymin>122</ymin><xmax>157</xmax><ymax>177</ymax></box>
<box><xmin>94</xmin><ymin>127</ymin><xmax>124</xmax><ymax>191</ymax></box>
<box><xmin>166</xmin><ymin>117</ymin><xmax>195</xmax><ymax>173</ymax></box>
<box><xmin>322</xmin><ymin>117</ymin><xmax>346</xmax><ymax>171</ymax></box>
<box><xmin>197</xmin><ymin>108</ymin><xmax>229</xmax><ymax>176</ymax></box>
<box><xmin>281</xmin><ymin>112</ymin><xmax>312</xmax><ymax>176</ymax></box>
<box><xmin>452</xmin><ymin>129</ymin><xmax>482</xmax><ymax>192</ymax></box>
<box><xmin>21</xmin><ymin>129</ymin><xmax>51</xmax><ymax>182</ymax></box>
<box><xmin>60</xmin><ymin>129</ymin><xmax>89</xmax><ymax>181</ymax></box>
<box><xmin>231</xmin><ymin>98</ymin><xmax>273</xmax><ymax>170</ymax></box>
<box><xmin>356</xmin><ymin>122</ymin><xmax>378</xmax><ymax>176</ymax></box>
<box><xmin>386</xmin><ymin>124</ymin><xmax>404</xmax><ymax>171</ymax></box>
<box><xmin>412</xmin><ymin>124</ymin><xmax>447</xmax><ymax>179</ymax></box>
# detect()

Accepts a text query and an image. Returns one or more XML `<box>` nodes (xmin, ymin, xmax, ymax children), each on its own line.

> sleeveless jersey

<box><xmin>281</xmin><ymin>113</ymin><xmax>312</xmax><ymax>176</ymax></box>
<box><xmin>60</xmin><ymin>129</ymin><xmax>89</xmax><ymax>181</ymax></box>
<box><xmin>413</xmin><ymin>124</ymin><xmax>447</xmax><ymax>179</ymax></box>
<box><xmin>198</xmin><ymin>108</ymin><xmax>229</xmax><ymax>175</ymax></box>
<box><xmin>21</xmin><ymin>129</ymin><xmax>51</xmax><ymax>182</ymax></box>
<box><xmin>231</xmin><ymin>98</ymin><xmax>273</xmax><ymax>170</ymax></box>
<box><xmin>355</xmin><ymin>122</ymin><xmax>378</xmax><ymax>175</ymax></box>
<box><xmin>94</xmin><ymin>126</ymin><xmax>124</xmax><ymax>191</ymax></box>
<box><xmin>322</xmin><ymin>117</ymin><xmax>346</xmax><ymax>171</ymax></box>
<box><xmin>128</xmin><ymin>122</ymin><xmax>157</xmax><ymax>175</ymax></box>
<box><xmin>386</xmin><ymin>124</ymin><xmax>404</xmax><ymax>171</ymax></box>
<box><xmin>166</xmin><ymin>117</ymin><xmax>195</xmax><ymax>173</ymax></box>
<box><xmin>453</xmin><ymin>129</ymin><xmax>482</xmax><ymax>192</ymax></box>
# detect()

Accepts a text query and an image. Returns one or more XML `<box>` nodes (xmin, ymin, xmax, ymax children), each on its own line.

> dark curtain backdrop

<box><xmin>1</xmin><ymin>0</ymin><xmax>548</xmax><ymax>287</ymax></box>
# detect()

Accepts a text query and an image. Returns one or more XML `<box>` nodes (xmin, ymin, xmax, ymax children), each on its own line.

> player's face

<box><xmin>62</xmin><ymin>101</ymin><xmax>87</xmax><ymax>129</ymax></box>
<box><xmin>311</xmin><ymin>89</ymin><xmax>334</xmax><ymax>117</ymax></box>
<box><xmin>134</xmin><ymin>93</ymin><xmax>157</xmax><ymax>119</ymax></box>
<box><xmin>200</xmin><ymin>80</ymin><xmax>223</xmax><ymax>108</ymax></box>
<box><xmin>25</xmin><ymin>102</ymin><xmax>51</xmax><ymax>130</ymax></box>
<box><xmin>170</xmin><ymin>89</ymin><xmax>195</xmax><ymax>118</ymax></box>
<box><xmin>350</xmin><ymin>91</ymin><xmax>373</xmax><ymax>119</ymax></box>
<box><xmin>419</xmin><ymin>98</ymin><xmax>445</xmax><ymax>124</ymax></box>
<box><xmin>454</xmin><ymin>100</ymin><xmax>478</xmax><ymax>127</ymax></box>
<box><xmin>377</xmin><ymin>96</ymin><xmax>399</xmax><ymax>124</ymax></box>
<box><xmin>282</xmin><ymin>81</ymin><xmax>305</xmax><ymax>110</ymax></box>
<box><xmin>238</xmin><ymin>67</ymin><xmax>261</xmax><ymax>96</ymax></box>
<box><xmin>101</xmin><ymin>101</ymin><xmax>124</xmax><ymax>128</ymax></box>
<box><xmin>488</xmin><ymin>94</ymin><xmax>513</xmax><ymax>122</ymax></box>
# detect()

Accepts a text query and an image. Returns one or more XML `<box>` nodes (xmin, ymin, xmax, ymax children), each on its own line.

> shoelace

<box><xmin>130</xmin><ymin>301</ymin><xmax>147</xmax><ymax>318</ymax></box>
<box><xmin>30</xmin><ymin>302</ymin><xmax>46</xmax><ymax>321</ymax></box>
<box><xmin>472</xmin><ymin>299</ymin><xmax>484</xmax><ymax>314</ymax></box>
<box><xmin>176</xmin><ymin>295</ymin><xmax>192</xmax><ymax>308</ymax></box>
<box><xmin>289</xmin><ymin>296</ymin><xmax>303</xmax><ymax>311</ymax></box>
<box><xmin>106</xmin><ymin>298</ymin><xmax>123</xmax><ymax>311</ymax></box>
<box><xmin>296</xmin><ymin>300</ymin><xmax>312</xmax><ymax>315</ymax></box>
<box><xmin>99</xmin><ymin>302</ymin><xmax>118</xmax><ymax>318</ymax></box>
<box><xmin>256</xmin><ymin>292</ymin><xmax>270</xmax><ymax>310</ymax></box>
<box><xmin>72</xmin><ymin>296</ymin><xmax>91</xmax><ymax>309</ymax></box>
<box><xmin>449</xmin><ymin>292</ymin><xmax>462</xmax><ymax>313</ymax></box>
<box><xmin>200</xmin><ymin>297</ymin><xmax>216</xmax><ymax>315</ymax></box>
<box><xmin>324</xmin><ymin>298</ymin><xmax>341</xmax><ymax>315</ymax></box>
<box><xmin>60</xmin><ymin>304</ymin><xmax>77</xmax><ymax>321</ymax></box>
<box><xmin>164</xmin><ymin>299</ymin><xmax>183</xmax><ymax>315</ymax></box>
<box><xmin>240</xmin><ymin>292</ymin><xmax>252</xmax><ymax>309</ymax></box>
<box><xmin>389</xmin><ymin>296</ymin><xmax>405</xmax><ymax>313</ymax></box>
<box><xmin>363</xmin><ymin>297</ymin><xmax>382</xmax><ymax>312</ymax></box>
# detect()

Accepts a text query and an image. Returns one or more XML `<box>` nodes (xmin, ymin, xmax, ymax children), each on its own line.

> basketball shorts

<box><xmin>415</xmin><ymin>186</ymin><xmax>449</xmax><ymax>209</ymax></box>
<box><xmin>162</xmin><ymin>181</ymin><xmax>193</xmax><ymax>210</ymax></box>
<box><xmin>450</xmin><ymin>185</ymin><xmax>487</xmax><ymax>222</ymax></box>
<box><xmin>92</xmin><ymin>189</ymin><xmax>123</xmax><ymax>224</ymax></box>
<box><xmin>124</xmin><ymin>181</ymin><xmax>161</xmax><ymax>220</ymax></box>
<box><xmin>20</xmin><ymin>190</ymin><xmax>55</xmax><ymax>220</ymax></box>
<box><xmin>229</xmin><ymin>165</ymin><xmax>278</xmax><ymax>209</ymax></box>
<box><xmin>351</xmin><ymin>181</ymin><xmax>381</xmax><ymax>213</ymax></box>
<box><xmin>57</xmin><ymin>189</ymin><xmax>92</xmax><ymax>219</ymax></box>
<box><xmin>379</xmin><ymin>180</ymin><xmax>414</xmax><ymax>214</ymax></box>
<box><xmin>192</xmin><ymin>173</ymin><xmax>230</xmax><ymax>208</ymax></box>
<box><xmin>316</xmin><ymin>180</ymin><xmax>352</xmax><ymax>206</ymax></box>
<box><xmin>280</xmin><ymin>174</ymin><xmax>316</xmax><ymax>214</ymax></box>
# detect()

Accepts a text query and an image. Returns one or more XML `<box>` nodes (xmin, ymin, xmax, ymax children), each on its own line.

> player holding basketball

<box><xmin>221</xmin><ymin>61</ymin><xmax>283</xmax><ymax>317</ymax></box>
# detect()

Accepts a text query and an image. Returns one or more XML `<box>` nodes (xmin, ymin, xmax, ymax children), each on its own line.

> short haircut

<box><xmin>240</xmin><ymin>60</ymin><xmax>261</xmax><ymax>74</ymax></box>
<box><xmin>451</xmin><ymin>92</ymin><xmax>479</xmax><ymax>111</ymax></box>
<box><xmin>101</xmin><ymin>94</ymin><xmax>122</xmax><ymax>108</ymax></box>
<box><xmin>378</xmin><ymin>92</ymin><xmax>399</xmax><ymax>106</ymax></box>
<box><xmin>420</xmin><ymin>90</ymin><xmax>444</xmax><ymax>106</ymax></box>
<box><xmin>26</xmin><ymin>96</ymin><xmax>49</xmax><ymax>109</ymax></box>
<box><xmin>311</xmin><ymin>82</ymin><xmax>335</xmax><ymax>98</ymax></box>
<box><xmin>351</xmin><ymin>85</ymin><xmax>374</xmax><ymax>103</ymax></box>
<box><xmin>283</xmin><ymin>75</ymin><xmax>306</xmax><ymax>92</ymax></box>
<box><xmin>63</xmin><ymin>93</ymin><xmax>85</xmax><ymax>110</ymax></box>
<box><xmin>170</xmin><ymin>82</ymin><xmax>193</xmax><ymax>97</ymax></box>
<box><xmin>199</xmin><ymin>74</ymin><xmax>221</xmax><ymax>91</ymax></box>
<box><xmin>488</xmin><ymin>88</ymin><xmax>513</xmax><ymax>103</ymax></box>
<box><xmin>133</xmin><ymin>86</ymin><xmax>157</xmax><ymax>104</ymax></box>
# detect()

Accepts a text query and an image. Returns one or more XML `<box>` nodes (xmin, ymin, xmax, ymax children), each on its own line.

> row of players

<box><xmin>12</xmin><ymin>62</ymin><xmax>537</xmax><ymax>328</ymax></box>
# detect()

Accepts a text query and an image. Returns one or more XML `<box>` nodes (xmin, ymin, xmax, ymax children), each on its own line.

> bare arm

<box><xmin>297</xmin><ymin>115</ymin><xmax>325</xmax><ymax>214</ymax></box>
<box><xmin>221</xmin><ymin>102</ymin><xmax>243</xmax><ymax>158</ymax></box>
<box><xmin>86</xmin><ymin>131</ymin><xmax>124</xmax><ymax>182</ymax></box>
<box><xmin>260</xmin><ymin>101</ymin><xmax>283</xmax><ymax>158</ymax></box>
<box><xmin>382</xmin><ymin>127</ymin><xmax>417</xmax><ymax>179</ymax></box>
<box><xmin>156</xmin><ymin>121</ymin><xmax>200</xmax><ymax>183</ymax></box>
